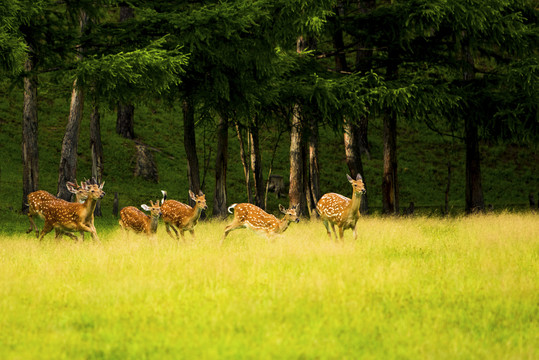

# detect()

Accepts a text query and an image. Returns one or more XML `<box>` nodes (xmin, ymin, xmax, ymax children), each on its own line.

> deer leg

<box><xmin>39</xmin><ymin>222</ymin><xmax>54</xmax><ymax>241</ymax></box>
<box><xmin>75</xmin><ymin>223</ymin><xmax>100</xmax><ymax>243</ymax></box>
<box><xmin>165</xmin><ymin>222</ymin><xmax>179</xmax><ymax>240</ymax></box>
<box><xmin>179</xmin><ymin>229</ymin><xmax>186</xmax><ymax>241</ymax></box>
<box><xmin>221</xmin><ymin>222</ymin><xmax>241</xmax><ymax>245</ymax></box>
<box><xmin>27</xmin><ymin>213</ymin><xmax>39</xmax><ymax>237</ymax></box>
<box><xmin>322</xmin><ymin>220</ymin><xmax>332</xmax><ymax>238</ymax></box>
<box><xmin>329</xmin><ymin>223</ymin><xmax>338</xmax><ymax>240</ymax></box>
<box><xmin>119</xmin><ymin>219</ymin><xmax>129</xmax><ymax>237</ymax></box>
<box><xmin>352</xmin><ymin>222</ymin><xmax>359</xmax><ymax>240</ymax></box>
<box><xmin>90</xmin><ymin>232</ymin><xmax>101</xmax><ymax>243</ymax></box>
<box><xmin>338</xmin><ymin>226</ymin><xmax>344</xmax><ymax>241</ymax></box>
<box><xmin>60</xmin><ymin>231</ymin><xmax>79</xmax><ymax>242</ymax></box>
<box><xmin>189</xmin><ymin>229</ymin><xmax>195</xmax><ymax>240</ymax></box>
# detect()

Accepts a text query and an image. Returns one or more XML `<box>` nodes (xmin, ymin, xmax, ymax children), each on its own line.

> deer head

<box><xmin>346</xmin><ymin>173</ymin><xmax>366</xmax><ymax>197</ymax></box>
<box><xmin>82</xmin><ymin>179</ymin><xmax>106</xmax><ymax>201</ymax></box>
<box><xmin>141</xmin><ymin>200</ymin><xmax>162</xmax><ymax>218</ymax></box>
<box><xmin>189</xmin><ymin>190</ymin><xmax>207</xmax><ymax>210</ymax></box>
<box><xmin>279</xmin><ymin>204</ymin><xmax>300</xmax><ymax>223</ymax></box>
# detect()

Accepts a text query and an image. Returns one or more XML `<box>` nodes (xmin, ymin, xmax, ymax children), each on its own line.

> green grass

<box><xmin>1</xmin><ymin>78</ymin><xmax>538</xmax><ymax>219</ymax></box>
<box><xmin>1</xmin><ymin>213</ymin><xmax>538</xmax><ymax>359</ymax></box>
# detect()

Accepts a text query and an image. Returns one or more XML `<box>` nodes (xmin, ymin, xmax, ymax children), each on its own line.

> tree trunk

<box><xmin>462</xmin><ymin>36</ymin><xmax>485</xmax><ymax>213</ymax></box>
<box><xmin>356</xmin><ymin>0</ymin><xmax>376</xmax><ymax>160</ymax></box>
<box><xmin>382</xmin><ymin>112</ymin><xmax>398</xmax><ymax>215</ymax></box>
<box><xmin>234</xmin><ymin>121</ymin><xmax>253</xmax><ymax>203</ymax></box>
<box><xmin>90</xmin><ymin>102</ymin><xmax>103</xmax><ymax>216</ymax></box>
<box><xmin>22</xmin><ymin>56</ymin><xmax>39</xmax><ymax>214</ymax></box>
<box><xmin>116</xmin><ymin>4</ymin><xmax>136</xmax><ymax>140</ymax></box>
<box><xmin>116</xmin><ymin>102</ymin><xmax>135</xmax><ymax>139</ymax></box>
<box><xmin>465</xmin><ymin>118</ymin><xmax>484</xmax><ymax>213</ymax></box>
<box><xmin>57</xmin><ymin>80</ymin><xmax>84</xmax><ymax>201</ymax></box>
<box><xmin>183</xmin><ymin>97</ymin><xmax>201</xmax><ymax>205</ymax></box>
<box><xmin>213</xmin><ymin>115</ymin><xmax>228</xmax><ymax>218</ymax></box>
<box><xmin>57</xmin><ymin>11</ymin><xmax>88</xmax><ymax>201</ymax></box>
<box><xmin>332</xmin><ymin>1</ymin><xmax>349</xmax><ymax>73</ymax></box>
<box><xmin>119</xmin><ymin>3</ymin><xmax>134</xmax><ymax>21</ymax></box>
<box><xmin>381</xmin><ymin>45</ymin><xmax>399</xmax><ymax>215</ymax></box>
<box><xmin>303</xmin><ymin>139</ymin><xmax>313</xmax><ymax>216</ymax></box>
<box><xmin>289</xmin><ymin>104</ymin><xmax>306</xmax><ymax>216</ymax></box>
<box><xmin>344</xmin><ymin>118</ymin><xmax>368</xmax><ymax>214</ymax></box>
<box><xmin>332</xmin><ymin>3</ymin><xmax>368</xmax><ymax>214</ymax></box>
<box><xmin>250</xmin><ymin>119</ymin><xmax>265</xmax><ymax>209</ymax></box>
<box><xmin>307</xmin><ymin>115</ymin><xmax>321</xmax><ymax>217</ymax></box>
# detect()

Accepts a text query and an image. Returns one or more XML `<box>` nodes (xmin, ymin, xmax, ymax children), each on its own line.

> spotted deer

<box><xmin>26</xmin><ymin>180</ymin><xmax>88</xmax><ymax>238</ymax></box>
<box><xmin>222</xmin><ymin>203</ymin><xmax>299</xmax><ymax>243</ymax></box>
<box><xmin>160</xmin><ymin>190</ymin><xmax>207</xmax><ymax>240</ymax></box>
<box><xmin>316</xmin><ymin>173</ymin><xmax>366</xmax><ymax>241</ymax></box>
<box><xmin>119</xmin><ymin>200</ymin><xmax>162</xmax><ymax>238</ymax></box>
<box><xmin>38</xmin><ymin>179</ymin><xmax>105</xmax><ymax>242</ymax></box>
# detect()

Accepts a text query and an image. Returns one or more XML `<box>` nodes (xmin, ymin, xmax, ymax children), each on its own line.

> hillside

<box><xmin>1</xmin><ymin>84</ymin><xmax>537</xmax><ymax>226</ymax></box>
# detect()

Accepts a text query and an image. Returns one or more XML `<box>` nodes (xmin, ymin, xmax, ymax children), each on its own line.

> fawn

<box><xmin>316</xmin><ymin>173</ymin><xmax>366</xmax><ymax>241</ymax></box>
<box><xmin>26</xmin><ymin>180</ymin><xmax>88</xmax><ymax>238</ymax></box>
<box><xmin>222</xmin><ymin>203</ymin><xmax>299</xmax><ymax>243</ymax></box>
<box><xmin>160</xmin><ymin>190</ymin><xmax>207</xmax><ymax>240</ymax></box>
<box><xmin>38</xmin><ymin>179</ymin><xmax>105</xmax><ymax>242</ymax></box>
<box><xmin>119</xmin><ymin>200</ymin><xmax>162</xmax><ymax>238</ymax></box>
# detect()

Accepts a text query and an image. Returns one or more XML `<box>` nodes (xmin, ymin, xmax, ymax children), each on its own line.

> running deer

<box><xmin>316</xmin><ymin>173</ymin><xmax>366</xmax><ymax>241</ymax></box>
<box><xmin>222</xmin><ymin>203</ymin><xmax>300</xmax><ymax>243</ymax></box>
<box><xmin>38</xmin><ymin>179</ymin><xmax>105</xmax><ymax>242</ymax></box>
<box><xmin>160</xmin><ymin>190</ymin><xmax>207</xmax><ymax>240</ymax></box>
<box><xmin>26</xmin><ymin>180</ymin><xmax>89</xmax><ymax>238</ymax></box>
<box><xmin>119</xmin><ymin>200</ymin><xmax>162</xmax><ymax>238</ymax></box>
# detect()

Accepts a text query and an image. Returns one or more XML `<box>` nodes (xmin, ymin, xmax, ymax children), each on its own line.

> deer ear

<box><xmin>66</xmin><ymin>182</ymin><xmax>77</xmax><ymax>193</ymax></box>
<box><xmin>141</xmin><ymin>204</ymin><xmax>150</xmax><ymax>211</ymax></box>
<box><xmin>279</xmin><ymin>204</ymin><xmax>286</xmax><ymax>214</ymax></box>
<box><xmin>346</xmin><ymin>174</ymin><xmax>353</xmax><ymax>182</ymax></box>
<box><xmin>189</xmin><ymin>190</ymin><xmax>196</xmax><ymax>201</ymax></box>
<box><xmin>99</xmin><ymin>181</ymin><xmax>105</xmax><ymax>190</ymax></box>
<box><xmin>356</xmin><ymin>173</ymin><xmax>363</xmax><ymax>181</ymax></box>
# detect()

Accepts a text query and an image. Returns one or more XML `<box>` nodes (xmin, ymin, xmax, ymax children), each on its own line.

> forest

<box><xmin>1</xmin><ymin>2</ymin><xmax>539</xmax><ymax>358</ymax></box>
<box><xmin>1</xmin><ymin>0</ymin><xmax>538</xmax><ymax>219</ymax></box>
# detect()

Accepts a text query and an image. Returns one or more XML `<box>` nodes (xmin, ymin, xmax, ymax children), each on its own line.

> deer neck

<box><xmin>150</xmin><ymin>215</ymin><xmax>159</xmax><ymax>233</ymax></box>
<box><xmin>189</xmin><ymin>205</ymin><xmax>204</xmax><ymax>224</ymax></box>
<box><xmin>276</xmin><ymin>216</ymin><xmax>291</xmax><ymax>234</ymax></box>
<box><xmin>346</xmin><ymin>191</ymin><xmax>362</xmax><ymax>218</ymax></box>
<box><xmin>81</xmin><ymin>197</ymin><xmax>98</xmax><ymax>219</ymax></box>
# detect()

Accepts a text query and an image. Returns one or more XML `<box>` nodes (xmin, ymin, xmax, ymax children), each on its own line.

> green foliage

<box><xmin>76</xmin><ymin>39</ymin><xmax>189</xmax><ymax>104</ymax></box>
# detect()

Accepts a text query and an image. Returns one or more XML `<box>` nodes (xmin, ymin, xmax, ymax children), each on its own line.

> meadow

<box><xmin>0</xmin><ymin>212</ymin><xmax>538</xmax><ymax>359</ymax></box>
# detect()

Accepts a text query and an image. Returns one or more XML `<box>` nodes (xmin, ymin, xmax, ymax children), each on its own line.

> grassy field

<box><xmin>0</xmin><ymin>212</ymin><xmax>538</xmax><ymax>359</ymax></box>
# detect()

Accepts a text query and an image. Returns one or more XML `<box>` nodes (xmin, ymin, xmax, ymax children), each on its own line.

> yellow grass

<box><xmin>0</xmin><ymin>212</ymin><xmax>538</xmax><ymax>359</ymax></box>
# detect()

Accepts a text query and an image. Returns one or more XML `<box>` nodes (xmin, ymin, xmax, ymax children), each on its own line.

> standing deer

<box><xmin>316</xmin><ymin>173</ymin><xmax>366</xmax><ymax>241</ymax></box>
<box><xmin>26</xmin><ymin>180</ymin><xmax>88</xmax><ymax>238</ymax></box>
<box><xmin>38</xmin><ymin>179</ymin><xmax>105</xmax><ymax>242</ymax></box>
<box><xmin>222</xmin><ymin>203</ymin><xmax>299</xmax><ymax>243</ymax></box>
<box><xmin>119</xmin><ymin>200</ymin><xmax>162</xmax><ymax>238</ymax></box>
<box><xmin>160</xmin><ymin>190</ymin><xmax>207</xmax><ymax>240</ymax></box>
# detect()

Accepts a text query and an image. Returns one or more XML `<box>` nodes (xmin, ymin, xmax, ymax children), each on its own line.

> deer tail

<box><xmin>161</xmin><ymin>190</ymin><xmax>167</xmax><ymax>204</ymax></box>
<box><xmin>227</xmin><ymin>204</ymin><xmax>238</xmax><ymax>214</ymax></box>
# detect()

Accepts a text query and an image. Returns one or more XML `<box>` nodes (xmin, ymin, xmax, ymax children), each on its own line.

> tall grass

<box><xmin>1</xmin><ymin>213</ymin><xmax>538</xmax><ymax>359</ymax></box>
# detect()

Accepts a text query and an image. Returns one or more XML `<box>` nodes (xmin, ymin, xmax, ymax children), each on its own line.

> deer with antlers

<box><xmin>222</xmin><ymin>203</ymin><xmax>299</xmax><ymax>243</ymax></box>
<box><xmin>316</xmin><ymin>173</ymin><xmax>366</xmax><ymax>241</ymax></box>
<box><xmin>160</xmin><ymin>190</ymin><xmax>207</xmax><ymax>240</ymax></box>
<box><xmin>26</xmin><ymin>180</ymin><xmax>89</xmax><ymax>238</ymax></box>
<box><xmin>119</xmin><ymin>200</ymin><xmax>162</xmax><ymax>238</ymax></box>
<box><xmin>37</xmin><ymin>178</ymin><xmax>105</xmax><ymax>242</ymax></box>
